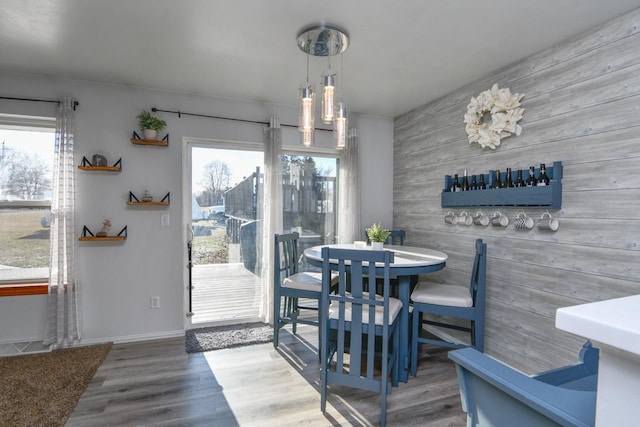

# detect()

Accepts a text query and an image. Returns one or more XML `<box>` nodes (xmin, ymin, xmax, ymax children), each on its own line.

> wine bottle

<box><xmin>494</xmin><ymin>170</ymin><xmax>502</xmax><ymax>189</ymax></box>
<box><xmin>505</xmin><ymin>167</ymin><xmax>513</xmax><ymax>188</ymax></box>
<box><xmin>538</xmin><ymin>163</ymin><xmax>550</xmax><ymax>186</ymax></box>
<box><xmin>526</xmin><ymin>166</ymin><xmax>537</xmax><ymax>187</ymax></box>
<box><xmin>478</xmin><ymin>174</ymin><xmax>487</xmax><ymax>190</ymax></box>
<box><xmin>451</xmin><ymin>174</ymin><xmax>461</xmax><ymax>192</ymax></box>
<box><xmin>514</xmin><ymin>169</ymin><xmax>524</xmax><ymax>187</ymax></box>
<box><xmin>470</xmin><ymin>175</ymin><xmax>477</xmax><ymax>191</ymax></box>
<box><xmin>462</xmin><ymin>169</ymin><xmax>470</xmax><ymax>191</ymax></box>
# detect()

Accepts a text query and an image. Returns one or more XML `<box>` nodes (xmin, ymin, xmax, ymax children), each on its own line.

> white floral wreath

<box><xmin>464</xmin><ymin>84</ymin><xmax>525</xmax><ymax>149</ymax></box>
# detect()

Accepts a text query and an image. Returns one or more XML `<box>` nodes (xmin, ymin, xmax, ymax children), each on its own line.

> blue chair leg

<box><xmin>392</xmin><ymin>324</ymin><xmax>400</xmax><ymax>387</ymax></box>
<box><xmin>273</xmin><ymin>292</ymin><xmax>281</xmax><ymax>348</ymax></box>
<box><xmin>411</xmin><ymin>309</ymin><xmax>420</xmax><ymax>377</ymax></box>
<box><xmin>320</xmin><ymin>333</ymin><xmax>328</xmax><ymax>414</ymax></box>
<box><xmin>317</xmin><ymin>311</ymin><xmax>322</xmax><ymax>360</ymax></box>
<box><xmin>380</xmin><ymin>390</ymin><xmax>387</xmax><ymax>427</ymax></box>
<box><xmin>291</xmin><ymin>297</ymin><xmax>298</xmax><ymax>334</ymax></box>
<box><xmin>471</xmin><ymin>320</ymin><xmax>477</xmax><ymax>349</ymax></box>
<box><xmin>474</xmin><ymin>317</ymin><xmax>485</xmax><ymax>352</ymax></box>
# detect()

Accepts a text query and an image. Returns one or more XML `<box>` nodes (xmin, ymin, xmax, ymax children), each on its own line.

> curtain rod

<box><xmin>151</xmin><ymin>107</ymin><xmax>332</xmax><ymax>132</ymax></box>
<box><xmin>0</xmin><ymin>96</ymin><xmax>79</xmax><ymax>110</ymax></box>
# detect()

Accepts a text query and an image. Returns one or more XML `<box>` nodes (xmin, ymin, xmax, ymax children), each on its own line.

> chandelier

<box><xmin>296</xmin><ymin>25</ymin><xmax>350</xmax><ymax>148</ymax></box>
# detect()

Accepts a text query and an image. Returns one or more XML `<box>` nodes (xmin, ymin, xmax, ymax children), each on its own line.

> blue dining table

<box><xmin>303</xmin><ymin>243</ymin><xmax>448</xmax><ymax>383</ymax></box>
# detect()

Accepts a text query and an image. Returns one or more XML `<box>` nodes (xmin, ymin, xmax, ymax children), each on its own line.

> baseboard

<box><xmin>0</xmin><ymin>340</ymin><xmax>50</xmax><ymax>356</ymax></box>
<box><xmin>0</xmin><ymin>329</ymin><xmax>186</xmax><ymax>355</ymax></box>
<box><xmin>81</xmin><ymin>329</ymin><xmax>185</xmax><ymax>345</ymax></box>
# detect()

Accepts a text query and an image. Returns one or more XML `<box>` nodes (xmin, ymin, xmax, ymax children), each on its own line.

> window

<box><xmin>281</xmin><ymin>154</ymin><xmax>338</xmax><ymax>253</ymax></box>
<box><xmin>0</xmin><ymin>114</ymin><xmax>56</xmax><ymax>294</ymax></box>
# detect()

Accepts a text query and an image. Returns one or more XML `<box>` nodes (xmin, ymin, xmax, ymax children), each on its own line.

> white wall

<box><xmin>358</xmin><ymin>116</ymin><xmax>395</xmax><ymax>235</ymax></box>
<box><xmin>0</xmin><ymin>72</ymin><xmax>393</xmax><ymax>344</ymax></box>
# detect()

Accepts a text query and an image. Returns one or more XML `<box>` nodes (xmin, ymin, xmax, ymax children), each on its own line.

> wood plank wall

<box><xmin>393</xmin><ymin>8</ymin><xmax>640</xmax><ymax>374</ymax></box>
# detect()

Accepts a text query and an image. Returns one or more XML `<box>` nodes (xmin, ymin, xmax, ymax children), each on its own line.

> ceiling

<box><xmin>2</xmin><ymin>1</ymin><xmax>640</xmax><ymax>118</ymax></box>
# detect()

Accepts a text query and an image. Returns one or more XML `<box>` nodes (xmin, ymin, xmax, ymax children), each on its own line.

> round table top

<box><xmin>303</xmin><ymin>243</ymin><xmax>448</xmax><ymax>269</ymax></box>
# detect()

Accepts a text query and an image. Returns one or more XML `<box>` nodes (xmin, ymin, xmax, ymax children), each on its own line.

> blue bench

<box><xmin>448</xmin><ymin>341</ymin><xmax>598</xmax><ymax>427</ymax></box>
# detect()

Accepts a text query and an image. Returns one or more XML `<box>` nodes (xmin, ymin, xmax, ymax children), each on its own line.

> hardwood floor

<box><xmin>68</xmin><ymin>325</ymin><xmax>466</xmax><ymax>426</ymax></box>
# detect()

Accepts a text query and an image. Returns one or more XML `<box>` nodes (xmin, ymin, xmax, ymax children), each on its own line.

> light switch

<box><xmin>161</xmin><ymin>214</ymin><xmax>170</xmax><ymax>227</ymax></box>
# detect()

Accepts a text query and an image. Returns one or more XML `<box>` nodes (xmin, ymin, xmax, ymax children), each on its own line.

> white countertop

<box><xmin>556</xmin><ymin>294</ymin><xmax>640</xmax><ymax>356</ymax></box>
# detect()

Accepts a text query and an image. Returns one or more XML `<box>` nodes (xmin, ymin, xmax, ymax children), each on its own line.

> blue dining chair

<box><xmin>366</xmin><ymin>229</ymin><xmax>405</xmax><ymax>297</ymax></box>
<box><xmin>273</xmin><ymin>232</ymin><xmax>337</xmax><ymax>348</ymax></box>
<box><xmin>410</xmin><ymin>238</ymin><xmax>487</xmax><ymax>376</ymax></box>
<box><xmin>449</xmin><ymin>341</ymin><xmax>598</xmax><ymax>426</ymax></box>
<box><xmin>320</xmin><ymin>247</ymin><xmax>401</xmax><ymax>427</ymax></box>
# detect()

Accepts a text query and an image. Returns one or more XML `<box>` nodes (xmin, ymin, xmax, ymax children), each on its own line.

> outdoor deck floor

<box><xmin>191</xmin><ymin>262</ymin><xmax>263</xmax><ymax>324</ymax></box>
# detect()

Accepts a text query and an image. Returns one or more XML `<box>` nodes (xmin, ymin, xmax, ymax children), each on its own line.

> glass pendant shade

<box><xmin>299</xmin><ymin>83</ymin><xmax>315</xmax><ymax>132</ymax></box>
<box><xmin>301</xmin><ymin>126</ymin><xmax>315</xmax><ymax>147</ymax></box>
<box><xmin>334</xmin><ymin>102</ymin><xmax>347</xmax><ymax>149</ymax></box>
<box><xmin>321</xmin><ymin>73</ymin><xmax>336</xmax><ymax>124</ymax></box>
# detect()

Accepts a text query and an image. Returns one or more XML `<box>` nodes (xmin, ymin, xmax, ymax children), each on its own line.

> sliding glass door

<box><xmin>187</xmin><ymin>144</ymin><xmax>264</xmax><ymax>326</ymax></box>
<box><xmin>185</xmin><ymin>139</ymin><xmax>338</xmax><ymax>328</ymax></box>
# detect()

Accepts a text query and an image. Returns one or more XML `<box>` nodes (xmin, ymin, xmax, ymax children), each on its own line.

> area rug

<box><xmin>186</xmin><ymin>322</ymin><xmax>273</xmax><ymax>353</ymax></box>
<box><xmin>0</xmin><ymin>342</ymin><xmax>112</xmax><ymax>427</ymax></box>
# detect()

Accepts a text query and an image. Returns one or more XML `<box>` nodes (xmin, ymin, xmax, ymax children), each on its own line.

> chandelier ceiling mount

<box><xmin>296</xmin><ymin>25</ymin><xmax>350</xmax><ymax>57</ymax></box>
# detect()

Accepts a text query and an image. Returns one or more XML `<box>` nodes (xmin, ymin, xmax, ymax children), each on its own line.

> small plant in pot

<box><xmin>366</xmin><ymin>223</ymin><xmax>391</xmax><ymax>250</ymax></box>
<box><xmin>136</xmin><ymin>110</ymin><xmax>167</xmax><ymax>140</ymax></box>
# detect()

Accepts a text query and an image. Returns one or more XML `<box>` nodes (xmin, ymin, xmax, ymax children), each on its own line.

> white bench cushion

<box><xmin>329</xmin><ymin>292</ymin><xmax>402</xmax><ymax>325</ymax></box>
<box><xmin>411</xmin><ymin>281</ymin><xmax>473</xmax><ymax>307</ymax></box>
<box><xmin>282</xmin><ymin>271</ymin><xmax>338</xmax><ymax>292</ymax></box>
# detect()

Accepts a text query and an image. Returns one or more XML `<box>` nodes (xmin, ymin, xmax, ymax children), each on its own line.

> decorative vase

<box><xmin>143</xmin><ymin>129</ymin><xmax>157</xmax><ymax>140</ymax></box>
<box><xmin>371</xmin><ymin>241</ymin><xmax>384</xmax><ymax>250</ymax></box>
<box><xmin>92</xmin><ymin>154</ymin><xmax>108</xmax><ymax>166</ymax></box>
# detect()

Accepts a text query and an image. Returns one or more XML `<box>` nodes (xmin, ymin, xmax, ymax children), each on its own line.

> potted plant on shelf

<box><xmin>366</xmin><ymin>223</ymin><xmax>391</xmax><ymax>250</ymax></box>
<box><xmin>136</xmin><ymin>110</ymin><xmax>167</xmax><ymax>140</ymax></box>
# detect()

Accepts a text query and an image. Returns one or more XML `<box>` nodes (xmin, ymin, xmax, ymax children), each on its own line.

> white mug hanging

<box><xmin>538</xmin><ymin>210</ymin><xmax>559</xmax><ymax>231</ymax></box>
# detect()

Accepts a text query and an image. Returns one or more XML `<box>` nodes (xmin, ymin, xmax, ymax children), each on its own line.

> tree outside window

<box><xmin>0</xmin><ymin>119</ymin><xmax>55</xmax><ymax>284</ymax></box>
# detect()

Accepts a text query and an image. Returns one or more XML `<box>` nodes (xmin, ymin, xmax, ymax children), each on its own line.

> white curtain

<box><xmin>260</xmin><ymin>118</ymin><xmax>283</xmax><ymax>324</ymax></box>
<box><xmin>44</xmin><ymin>97</ymin><xmax>79</xmax><ymax>347</ymax></box>
<box><xmin>337</xmin><ymin>128</ymin><xmax>361</xmax><ymax>243</ymax></box>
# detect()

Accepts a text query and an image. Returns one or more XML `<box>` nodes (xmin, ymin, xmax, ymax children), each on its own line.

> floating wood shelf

<box><xmin>126</xmin><ymin>191</ymin><xmax>170</xmax><ymax>206</ymax></box>
<box><xmin>78</xmin><ymin>165</ymin><xmax>122</xmax><ymax>172</ymax></box>
<box><xmin>441</xmin><ymin>161</ymin><xmax>563</xmax><ymax>209</ymax></box>
<box><xmin>126</xmin><ymin>201</ymin><xmax>169</xmax><ymax>206</ymax></box>
<box><xmin>78</xmin><ymin>236</ymin><xmax>126</xmax><ymax>242</ymax></box>
<box><xmin>130</xmin><ymin>131</ymin><xmax>169</xmax><ymax>146</ymax></box>
<box><xmin>78</xmin><ymin>156</ymin><xmax>122</xmax><ymax>171</ymax></box>
<box><xmin>79</xmin><ymin>225</ymin><xmax>127</xmax><ymax>241</ymax></box>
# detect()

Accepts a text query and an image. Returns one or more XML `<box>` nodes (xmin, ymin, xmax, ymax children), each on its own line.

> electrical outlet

<box><xmin>151</xmin><ymin>296</ymin><xmax>160</xmax><ymax>309</ymax></box>
<box><xmin>161</xmin><ymin>214</ymin><xmax>170</xmax><ymax>227</ymax></box>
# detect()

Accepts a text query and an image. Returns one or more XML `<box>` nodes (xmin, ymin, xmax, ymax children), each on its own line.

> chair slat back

<box><xmin>388</xmin><ymin>229</ymin><xmax>405</xmax><ymax>245</ymax></box>
<box><xmin>321</xmin><ymin>247</ymin><xmax>395</xmax><ymax>381</ymax></box>
<box><xmin>274</xmin><ymin>233</ymin><xmax>300</xmax><ymax>285</ymax></box>
<box><xmin>470</xmin><ymin>239</ymin><xmax>487</xmax><ymax>311</ymax></box>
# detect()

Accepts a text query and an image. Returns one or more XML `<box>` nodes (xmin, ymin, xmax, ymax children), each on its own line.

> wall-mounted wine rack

<box><xmin>441</xmin><ymin>161</ymin><xmax>562</xmax><ymax>209</ymax></box>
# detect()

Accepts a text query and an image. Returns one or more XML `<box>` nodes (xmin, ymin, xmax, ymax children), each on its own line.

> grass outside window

<box><xmin>0</xmin><ymin>209</ymin><xmax>50</xmax><ymax>296</ymax></box>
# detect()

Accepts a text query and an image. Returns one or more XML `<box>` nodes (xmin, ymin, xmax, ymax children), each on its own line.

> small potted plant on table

<box><xmin>366</xmin><ymin>223</ymin><xmax>391</xmax><ymax>250</ymax></box>
<box><xmin>136</xmin><ymin>110</ymin><xmax>167</xmax><ymax>140</ymax></box>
